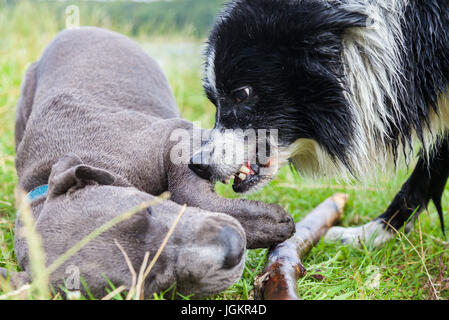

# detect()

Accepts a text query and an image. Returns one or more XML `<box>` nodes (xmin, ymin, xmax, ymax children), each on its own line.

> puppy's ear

<box><xmin>48</xmin><ymin>153</ymin><xmax>116</xmax><ymax>198</ymax></box>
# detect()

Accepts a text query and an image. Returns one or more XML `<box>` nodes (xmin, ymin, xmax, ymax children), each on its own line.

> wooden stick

<box><xmin>254</xmin><ymin>193</ymin><xmax>348</xmax><ymax>300</ymax></box>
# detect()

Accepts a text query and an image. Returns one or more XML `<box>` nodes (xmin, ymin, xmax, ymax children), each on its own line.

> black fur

<box><xmin>205</xmin><ymin>0</ymin><xmax>369</xmax><ymax>169</ymax></box>
<box><xmin>203</xmin><ymin>0</ymin><xmax>449</xmax><ymax>235</ymax></box>
<box><xmin>378</xmin><ymin>137</ymin><xmax>449</xmax><ymax>235</ymax></box>
<box><xmin>397</xmin><ymin>1</ymin><xmax>449</xmax><ymax>150</ymax></box>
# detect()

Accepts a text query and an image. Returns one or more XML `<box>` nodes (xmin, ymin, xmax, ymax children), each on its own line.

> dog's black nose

<box><xmin>189</xmin><ymin>153</ymin><xmax>212</xmax><ymax>180</ymax></box>
<box><xmin>219</xmin><ymin>226</ymin><xmax>244</xmax><ymax>269</ymax></box>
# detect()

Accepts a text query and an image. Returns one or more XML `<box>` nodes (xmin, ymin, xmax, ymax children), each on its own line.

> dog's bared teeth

<box><xmin>238</xmin><ymin>172</ymin><xmax>247</xmax><ymax>181</ymax></box>
<box><xmin>239</xmin><ymin>165</ymin><xmax>250</xmax><ymax>174</ymax></box>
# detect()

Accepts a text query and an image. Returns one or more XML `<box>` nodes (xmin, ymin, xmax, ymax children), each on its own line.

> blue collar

<box><xmin>17</xmin><ymin>185</ymin><xmax>48</xmax><ymax>215</ymax></box>
<box><xmin>27</xmin><ymin>185</ymin><xmax>49</xmax><ymax>202</ymax></box>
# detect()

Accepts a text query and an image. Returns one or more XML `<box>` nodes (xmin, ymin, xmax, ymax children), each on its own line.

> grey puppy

<box><xmin>1</xmin><ymin>27</ymin><xmax>295</xmax><ymax>298</ymax></box>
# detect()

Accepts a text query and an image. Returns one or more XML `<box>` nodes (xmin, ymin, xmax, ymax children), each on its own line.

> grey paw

<box><xmin>244</xmin><ymin>204</ymin><xmax>295</xmax><ymax>249</ymax></box>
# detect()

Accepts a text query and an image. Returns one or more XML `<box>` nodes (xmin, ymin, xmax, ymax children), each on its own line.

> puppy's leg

<box><xmin>325</xmin><ymin>139</ymin><xmax>449</xmax><ymax>247</ymax></box>
<box><xmin>167</xmin><ymin>164</ymin><xmax>295</xmax><ymax>249</ymax></box>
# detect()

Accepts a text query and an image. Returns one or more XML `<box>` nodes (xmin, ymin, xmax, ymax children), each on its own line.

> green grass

<box><xmin>1</xmin><ymin>1</ymin><xmax>449</xmax><ymax>300</ymax></box>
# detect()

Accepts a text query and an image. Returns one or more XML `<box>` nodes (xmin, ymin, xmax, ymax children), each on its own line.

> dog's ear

<box><xmin>322</xmin><ymin>7</ymin><xmax>369</xmax><ymax>30</ymax></box>
<box><xmin>299</xmin><ymin>6</ymin><xmax>368</xmax><ymax>37</ymax></box>
<box><xmin>293</xmin><ymin>6</ymin><xmax>368</xmax><ymax>51</ymax></box>
<box><xmin>48</xmin><ymin>153</ymin><xmax>116</xmax><ymax>198</ymax></box>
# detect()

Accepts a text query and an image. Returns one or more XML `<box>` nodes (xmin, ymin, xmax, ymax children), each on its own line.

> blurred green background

<box><xmin>2</xmin><ymin>0</ymin><xmax>224</xmax><ymax>38</ymax></box>
<box><xmin>0</xmin><ymin>0</ymin><xmax>448</xmax><ymax>300</ymax></box>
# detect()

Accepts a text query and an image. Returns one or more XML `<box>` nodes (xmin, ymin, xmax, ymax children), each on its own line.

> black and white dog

<box><xmin>189</xmin><ymin>0</ymin><xmax>449</xmax><ymax>247</ymax></box>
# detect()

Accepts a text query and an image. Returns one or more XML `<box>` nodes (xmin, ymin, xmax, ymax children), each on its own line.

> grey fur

<box><xmin>10</xmin><ymin>27</ymin><xmax>294</xmax><ymax>299</ymax></box>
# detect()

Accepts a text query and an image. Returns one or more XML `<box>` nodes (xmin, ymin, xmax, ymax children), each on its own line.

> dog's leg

<box><xmin>167</xmin><ymin>164</ymin><xmax>295</xmax><ymax>249</ymax></box>
<box><xmin>325</xmin><ymin>139</ymin><xmax>449</xmax><ymax>247</ymax></box>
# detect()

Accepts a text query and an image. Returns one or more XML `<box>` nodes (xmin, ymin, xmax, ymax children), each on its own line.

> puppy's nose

<box><xmin>219</xmin><ymin>226</ymin><xmax>244</xmax><ymax>269</ymax></box>
<box><xmin>189</xmin><ymin>153</ymin><xmax>212</xmax><ymax>180</ymax></box>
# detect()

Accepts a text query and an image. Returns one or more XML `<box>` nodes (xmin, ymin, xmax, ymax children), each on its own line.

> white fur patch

<box><xmin>285</xmin><ymin>139</ymin><xmax>344</xmax><ymax>179</ymax></box>
<box><xmin>340</xmin><ymin>0</ymin><xmax>409</xmax><ymax>178</ymax></box>
<box><xmin>341</xmin><ymin>0</ymin><xmax>407</xmax><ymax>171</ymax></box>
<box><xmin>425</xmin><ymin>88</ymin><xmax>449</xmax><ymax>152</ymax></box>
<box><xmin>324</xmin><ymin>220</ymin><xmax>394</xmax><ymax>247</ymax></box>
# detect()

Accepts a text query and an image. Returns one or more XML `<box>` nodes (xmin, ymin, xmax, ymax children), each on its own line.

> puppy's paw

<box><xmin>324</xmin><ymin>221</ymin><xmax>394</xmax><ymax>248</ymax></box>
<box><xmin>243</xmin><ymin>204</ymin><xmax>295</xmax><ymax>249</ymax></box>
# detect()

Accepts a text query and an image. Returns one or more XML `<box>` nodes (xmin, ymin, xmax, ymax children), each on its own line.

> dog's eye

<box><xmin>232</xmin><ymin>87</ymin><xmax>251</xmax><ymax>104</ymax></box>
